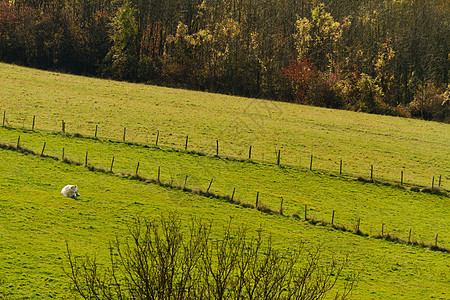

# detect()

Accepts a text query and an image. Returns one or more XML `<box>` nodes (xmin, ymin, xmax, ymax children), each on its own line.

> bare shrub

<box><xmin>66</xmin><ymin>214</ymin><xmax>355</xmax><ymax>299</ymax></box>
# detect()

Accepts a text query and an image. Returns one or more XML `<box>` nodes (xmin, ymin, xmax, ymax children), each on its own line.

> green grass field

<box><xmin>1</xmin><ymin>63</ymin><xmax>448</xmax><ymax>189</ymax></box>
<box><xmin>0</xmin><ymin>63</ymin><xmax>449</xmax><ymax>299</ymax></box>
<box><xmin>1</xmin><ymin>127</ymin><xmax>448</xmax><ymax>248</ymax></box>
<box><xmin>0</xmin><ymin>148</ymin><xmax>449</xmax><ymax>299</ymax></box>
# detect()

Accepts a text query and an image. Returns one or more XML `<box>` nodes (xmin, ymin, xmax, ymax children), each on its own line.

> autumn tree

<box><xmin>294</xmin><ymin>3</ymin><xmax>349</xmax><ymax>72</ymax></box>
<box><xmin>286</xmin><ymin>3</ymin><xmax>349</xmax><ymax>108</ymax></box>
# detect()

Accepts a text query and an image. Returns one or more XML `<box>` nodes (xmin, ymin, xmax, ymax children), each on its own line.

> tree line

<box><xmin>1</xmin><ymin>0</ymin><xmax>449</xmax><ymax>121</ymax></box>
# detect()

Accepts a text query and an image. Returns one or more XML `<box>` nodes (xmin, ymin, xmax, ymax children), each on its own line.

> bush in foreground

<box><xmin>66</xmin><ymin>214</ymin><xmax>355</xmax><ymax>299</ymax></box>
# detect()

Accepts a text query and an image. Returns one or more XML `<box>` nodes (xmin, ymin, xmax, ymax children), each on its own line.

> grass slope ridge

<box><xmin>1</xmin><ymin>63</ymin><xmax>449</xmax><ymax>189</ymax></box>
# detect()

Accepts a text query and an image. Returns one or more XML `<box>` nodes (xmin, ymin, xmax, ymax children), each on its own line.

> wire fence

<box><xmin>0</xmin><ymin>138</ymin><xmax>448</xmax><ymax>253</ymax></box>
<box><xmin>1</xmin><ymin>110</ymin><xmax>447</xmax><ymax>192</ymax></box>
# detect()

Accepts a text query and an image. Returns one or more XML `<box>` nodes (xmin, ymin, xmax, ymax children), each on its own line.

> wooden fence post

<box><xmin>339</xmin><ymin>159</ymin><xmax>342</xmax><ymax>175</ymax></box>
<box><xmin>62</xmin><ymin>148</ymin><xmax>65</xmax><ymax>160</ymax></box>
<box><xmin>438</xmin><ymin>175</ymin><xmax>442</xmax><ymax>187</ymax></box>
<box><xmin>304</xmin><ymin>204</ymin><xmax>307</xmax><ymax>221</ymax></box>
<box><xmin>248</xmin><ymin>146</ymin><xmax>252</xmax><ymax>160</ymax></box>
<box><xmin>310</xmin><ymin>155</ymin><xmax>313</xmax><ymax>171</ymax></box>
<box><xmin>231</xmin><ymin>188</ymin><xmax>236</xmax><ymax>201</ymax></box>
<box><xmin>17</xmin><ymin>136</ymin><xmax>20</xmax><ymax>148</ymax></box>
<box><xmin>32</xmin><ymin>115</ymin><xmax>35</xmax><ymax>131</ymax></box>
<box><xmin>216</xmin><ymin>140</ymin><xmax>219</xmax><ymax>156</ymax></box>
<box><xmin>256</xmin><ymin>192</ymin><xmax>259</xmax><ymax>208</ymax></box>
<box><xmin>157</xmin><ymin>166</ymin><xmax>161</xmax><ymax>183</ymax></box>
<box><xmin>277</xmin><ymin>150</ymin><xmax>281</xmax><ymax>166</ymax></box>
<box><xmin>123</xmin><ymin>127</ymin><xmax>126</xmax><ymax>142</ymax></box>
<box><xmin>357</xmin><ymin>218</ymin><xmax>361</xmax><ymax>233</ymax></box>
<box><xmin>135</xmin><ymin>162</ymin><xmax>140</xmax><ymax>175</ymax></box>
<box><xmin>435</xmin><ymin>234</ymin><xmax>438</xmax><ymax>247</ymax></box>
<box><xmin>95</xmin><ymin>125</ymin><xmax>98</xmax><ymax>138</ymax></box>
<box><xmin>432</xmin><ymin>176</ymin><xmax>435</xmax><ymax>190</ymax></box>
<box><xmin>62</xmin><ymin>120</ymin><xmax>65</xmax><ymax>133</ymax></box>
<box><xmin>156</xmin><ymin>131</ymin><xmax>159</xmax><ymax>146</ymax></box>
<box><xmin>401</xmin><ymin>170</ymin><xmax>404</xmax><ymax>186</ymax></box>
<box><xmin>370</xmin><ymin>165</ymin><xmax>374</xmax><ymax>182</ymax></box>
<box><xmin>41</xmin><ymin>142</ymin><xmax>46</xmax><ymax>156</ymax></box>
<box><xmin>331</xmin><ymin>210</ymin><xmax>335</xmax><ymax>225</ymax></box>
<box><xmin>183</xmin><ymin>175</ymin><xmax>188</xmax><ymax>189</ymax></box>
<box><xmin>110</xmin><ymin>156</ymin><xmax>115</xmax><ymax>172</ymax></box>
<box><xmin>85</xmin><ymin>151</ymin><xmax>88</xmax><ymax>166</ymax></box>
<box><xmin>207</xmin><ymin>179</ymin><xmax>213</xmax><ymax>193</ymax></box>
<box><xmin>185</xmin><ymin>135</ymin><xmax>189</xmax><ymax>151</ymax></box>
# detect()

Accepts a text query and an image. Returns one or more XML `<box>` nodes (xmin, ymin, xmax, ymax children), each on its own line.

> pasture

<box><xmin>0</xmin><ymin>63</ymin><xmax>449</xmax><ymax>299</ymax></box>
<box><xmin>0</xmin><ymin>147</ymin><xmax>449</xmax><ymax>299</ymax></box>
<box><xmin>1</xmin><ymin>127</ymin><xmax>448</xmax><ymax>248</ymax></box>
<box><xmin>1</xmin><ymin>63</ymin><xmax>449</xmax><ymax>189</ymax></box>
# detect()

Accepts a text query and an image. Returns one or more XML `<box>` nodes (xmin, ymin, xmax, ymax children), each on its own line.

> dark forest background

<box><xmin>1</xmin><ymin>0</ymin><xmax>449</xmax><ymax>121</ymax></box>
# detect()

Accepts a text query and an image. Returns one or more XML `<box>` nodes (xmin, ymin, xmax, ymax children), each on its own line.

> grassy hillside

<box><xmin>0</xmin><ymin>63</ymin><xmax>449</xmax><ymax>299</ymax></box>
<box><xmin>1</xmin><ymin>63</ymin><xmax>449</xmax><ymax>190</ymax></box>
<box><xmin>1</xmin><ymin>127</ymin><xmax>448</xmax><ymax>248</ymax></box>
<box><xmin>0</xmin><ymin>148</ymin><xmax>449</xmax><ymax>299</ymax></box>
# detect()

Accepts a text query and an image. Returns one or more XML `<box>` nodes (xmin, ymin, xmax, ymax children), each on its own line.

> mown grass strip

<box><xmin>1</xmin><ymin>141</ymin><xmax>448</xmax><ymax>253</ymax></box>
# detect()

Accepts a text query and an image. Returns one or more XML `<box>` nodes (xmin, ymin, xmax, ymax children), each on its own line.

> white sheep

<box><xmin>61</xmin><ymin>185</ymin><xmax>80</xmax><ymax>198</ymax></box>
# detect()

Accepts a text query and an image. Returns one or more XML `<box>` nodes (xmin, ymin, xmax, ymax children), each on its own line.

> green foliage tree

<box><xmin>355</xmin><ymin>73</ymin><xmax>387</xmax><ymax>114</ymax></box>
<box><xmin>103</xmin><ymin>0</ymin><xmax>139</xmax><ymax>81</ymax></box>
<box><xmin>374</xmin><ymin>38</ymin><xmax>396</xmax><ymax>105</ymax></box>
